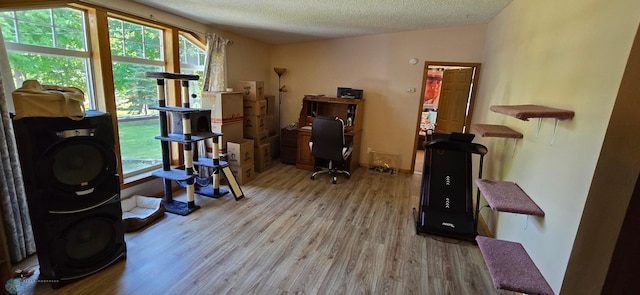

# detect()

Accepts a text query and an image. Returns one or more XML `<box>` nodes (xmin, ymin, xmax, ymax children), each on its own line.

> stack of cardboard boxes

<box><xmin>200</xmin><ymin>81</ymin><xmax>278</xmax><ymax>185</ymax></box>
<box><xmin>239</xmin><ymin>80</ymin><xmax>273</xmax><ymax>173</ymax></box>
<box><xmin>226</xmin><ymin>138</ymin><xmax>255</xmax><ymax>184</ymax></box>
<box><xmin>201</xmin><ymin>91</ymin><xmax>244</xmax><ymax>154</ymax></box>
<box><xmin>202</xmin><ymin>91</ymin><xmax>254</xmax><ymax>184</ymax></box>
<box><xmin>264</xmin><ymin>94</ymin><xmax>280</xmax><ymax>158</ymax></box>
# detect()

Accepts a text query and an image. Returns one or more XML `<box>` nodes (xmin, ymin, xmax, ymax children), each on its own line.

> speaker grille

<box><xmin>53</xmin><ymin>143</ymin><xmax>105</xmax><ymax>186</ymax></box>
<box><xmin>64</xmin><ymin>217</ymin><xmax>115</xmax><ymax>263</ymax></box>
<box><xmin>46</xmin><ymin>202</ymin><xmax>126</xmax><ymax>279</ymax></box>
<box><xmin>40</xmin><ymin>137</ymin><xmax>116</xmax><ymax>194</ymax></box>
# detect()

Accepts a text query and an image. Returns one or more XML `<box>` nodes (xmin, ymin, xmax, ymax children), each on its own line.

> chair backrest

<box><xmin>310</xmin><ymin>116</ymin><xmax>346</xmax><ymax>161</ymax></box>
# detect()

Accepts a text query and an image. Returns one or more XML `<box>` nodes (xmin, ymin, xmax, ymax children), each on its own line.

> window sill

<box><xmin>121</xmin><ymin>170</ymin><xmax>156</xmax><ymax>189</ymax></box>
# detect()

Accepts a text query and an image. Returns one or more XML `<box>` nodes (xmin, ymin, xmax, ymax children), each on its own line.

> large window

<box><xmin>2</xmin><ymin>4</ymin><xmax>207</xmax><ymax>182</ymax></box>
<box><xmin>108</xmin><ymin>18</ymin><xmax>165</xmax><ymax>176</ymax></box>
<box><xmin>179</xmin><ymin>34</ymin><xmax>205</xmax><ymax>107</ymax></box>
<box><xmin>1</xmin><ymin>8</ymin><xmax>94</xmax><ymax>110</ymax></box>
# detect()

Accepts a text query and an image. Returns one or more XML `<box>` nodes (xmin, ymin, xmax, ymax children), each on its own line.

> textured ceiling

<box><xmin>133</xmin><ymin>0</ymin><xmax>513</xmax><ymax>44</ymax></box>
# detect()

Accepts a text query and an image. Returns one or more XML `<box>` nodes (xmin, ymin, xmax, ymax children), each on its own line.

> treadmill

<box><xmin>414</xmin><ymin>132</ymin><xmax>488</xmax><ymax>241</ymax></box>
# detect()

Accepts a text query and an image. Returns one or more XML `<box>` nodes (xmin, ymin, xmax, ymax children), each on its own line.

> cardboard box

<box><xmin>243</xmin><ymin>100</ymin><xmax>267</xmax><ymax>116</ymax></box>
<box><xmin>266</xmin><ymin>114</ymin><xmax>278</xmax><ymax>137</ymax></box>
<box><xmin>211</xmin><ymin>121</ymin><xmax>243</xmax><ymax>153</ymax></box>
<box><xmin>255</xmin><ymin>143</ymin><xmax>270</xmax><ymax>162</ymax></box>
<box><xmin>254</xmin><ymin>143</ymin><xmax>272</xmax><ymax>172</ymax></box>
<box><xmin>243</xmin><ymin>115</ymin><xmax>268</xmax><ymax>142</ymax></box>
<box><xmin>229</xmin><ymin>163</ymin><xmax>255</xmax><ymax>184</ymax></box>
<box><xmin>227</xmin><ymin>139</ymin><xmax>255</xmax><ymax>166</ymax></box>
<box><xmin>268</xmin><ymin>135</ymin><xmax>280</xmax><ymax>158</ymax></box>
<box><xmin>265</xmin><ymin>94</ymin><xmax>276</xmax><ymax>115</ymax></box>
<box><xmin>252</xmin><ymin>132</ymin><xmax>269</xmax><ymax>146</ymax></box>
<box><xmin>255</xmin><ymin>156</ymin><xmax>272</xmax><ymax>173</ymax></box>
<box><xmin>243</xmin><ymin>115</ymin><xmax>266</xmax><ymax>129</ymax></box>
<box><xmin>238</xmin><ymin>81</ymin><xmax>264</xmax><ymax>101</ymax></box>
<box><xmin>202</xmin><ymin>92</ymin><xmax>244</xmax><ymax>124</ymax></box>
<box><xmin>245</xmin><ymin>127</ymin><xmax>268</xmax><ymax>144</ymax></box>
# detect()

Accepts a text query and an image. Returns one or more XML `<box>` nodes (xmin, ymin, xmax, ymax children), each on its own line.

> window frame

<box><xmin>2</xmin><ymin>6</ymin><xmax>97</xmax><ymax>109</ymax></box>
<box><xmin>2</xmin><ymin>1</ymin><xmax>208</xmax><ymax>188</ymax></box>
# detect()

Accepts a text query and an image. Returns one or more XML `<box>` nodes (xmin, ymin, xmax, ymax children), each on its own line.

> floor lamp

<box><xmin>274</xmin><ymin>67</ymin><xmax>287</xmax><ymax>138</ymax></box>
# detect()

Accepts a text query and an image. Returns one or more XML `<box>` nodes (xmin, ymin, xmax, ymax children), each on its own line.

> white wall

<box><xmin>473</xmin><ymin>0</ymin><xmax>640</xmax><ymax>292</ymax></box>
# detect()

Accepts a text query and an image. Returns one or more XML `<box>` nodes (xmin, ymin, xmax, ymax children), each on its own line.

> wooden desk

<box><xmin>295</xmin><ymin>95</ymin><xmax>364</xmax><ymax>172</ymax></box>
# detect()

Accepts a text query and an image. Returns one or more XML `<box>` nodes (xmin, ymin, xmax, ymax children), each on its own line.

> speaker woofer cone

<box><xmin>63</xmin><ymin>217</ymin><xmax>115</xmax><ymax>264</ymax></box>
<box><xmin>39</xmin><ymin>137</ymin><xmax>117</xmax><ymax>193</ymax></box>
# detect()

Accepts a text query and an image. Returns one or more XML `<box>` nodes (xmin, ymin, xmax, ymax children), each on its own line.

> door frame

<box><xmin>411</xmin><ymin>61</ymin><xmax>482</xmax><ymax>173</ymax></box>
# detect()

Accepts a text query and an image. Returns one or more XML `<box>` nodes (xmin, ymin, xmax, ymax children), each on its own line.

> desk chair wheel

<box><xmin>310</xmin><ymin>175</ymin><xmax>315</xmax><ymax>180</ymax></box>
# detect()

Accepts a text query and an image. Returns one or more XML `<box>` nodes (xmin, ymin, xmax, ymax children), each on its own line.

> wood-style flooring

<box><xmin>415</xmin><ymin>149</ymin><xmax>425</xmax><ymax>173</ymax></box>
<box><xmin>15</xmin><ymin>162</ymin><xmax>511</xmax><ymax>295</ymax></box>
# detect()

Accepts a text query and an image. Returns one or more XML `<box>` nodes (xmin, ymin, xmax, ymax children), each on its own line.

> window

<box><xmin>178</xmin><ymin>34</ymin><xmax>205</xmax><ymax>107</ymax></box>
<box><xmin>2</xmin><ymin>3</ymin><xmax>206</xmax><ymax>183</ymax></box>
<box><xmin>108</xmin><ymin>18</ymin><xmax>165</xmax><ymax>177</ymax></box>
<box><xmin>1</xmin><ymin>8</ymin><xmax>94</xmax><ymax>110</ymax></box>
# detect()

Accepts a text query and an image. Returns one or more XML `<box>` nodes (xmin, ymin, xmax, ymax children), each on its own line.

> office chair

<box><xmin>309</xmin><ymin>116</ymin><xmax>353</xmax><ymax>184</ymax></box>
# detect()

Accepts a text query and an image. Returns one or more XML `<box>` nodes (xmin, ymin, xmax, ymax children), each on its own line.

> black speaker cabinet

<box><xmin>12</xmin><ymin>110</ymin><xmax>126</xmax><ymax>286</ymax></box>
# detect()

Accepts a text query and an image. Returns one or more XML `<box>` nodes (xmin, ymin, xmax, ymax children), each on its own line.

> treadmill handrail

<box><xmin>425</xmin><ymin>139</ymin><xmax>488</xmax><ymax>155</ymax></box>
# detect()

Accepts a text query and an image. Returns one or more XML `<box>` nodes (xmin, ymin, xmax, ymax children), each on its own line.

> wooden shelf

<box><xmin>472</xmin><ymin>124</ymin><xmax>523</xmax><ymax>139</ymax></box>
<box><xmin>476</xmin><ymin>236</ymin><xmax>554</xmax><ymax>295</ymax></box>
<box><xmin>490</xmin><ymin>104</ymin><xmax>574</xmax><ymax>121</ymax></box>
<box><xmin>475</xmin><ymin>179</ymin><xmax>544</xmax><ymax>216</ymax></box>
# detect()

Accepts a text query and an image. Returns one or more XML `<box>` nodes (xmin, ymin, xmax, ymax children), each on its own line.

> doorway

<box><xmin>412</xmin><ymin>61</ymin><xmax>481</xmax><ymax>173</ymax></box>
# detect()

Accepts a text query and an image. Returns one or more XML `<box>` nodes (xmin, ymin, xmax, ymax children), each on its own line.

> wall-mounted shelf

<box><xmin>472</xmin><ymin>124</ymin><xmax>523</xmax><ymax>139</ymax></box>
<box><xmin>475</xmin><ymin>179</ymin><xmax>544</xmax><ymax>216</ymax></box>
<box><xmin>489</xmin><ymin>104</ymin><xmax>574</xmax><ymax>121</ymax></box>
<box><xmin>489</xmin><ymin>104</ymin><xmax>574</xmax><ymax>145</ymax></box>
<box><xmin>472</xmin><ymin>105</ymin><xmax>561</xmax><ymax>294</ymax></box>
<box><xmin>472</xmin><ymin>124</ymin><xmax>522</xmax><ymax>156</ymax></box>
<box><xmin>476</xmin><ymin>236</ymin><xmax>555</xmax><ymax>295</ymax></box>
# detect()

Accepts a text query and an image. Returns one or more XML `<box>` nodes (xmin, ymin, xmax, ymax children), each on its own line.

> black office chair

<box><xmin>309</xmin><ymin>116</ymin><xmax>353</xmax><ymax>184</ymax></box>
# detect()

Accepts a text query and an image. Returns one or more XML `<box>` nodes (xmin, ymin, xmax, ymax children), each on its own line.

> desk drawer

<box><xmin>280</xmin><ymin>146</ymin><xmax>297</xmax><ymax>164</ymax></box>
<box><xmin>280</xmin><ymin>128</ymin><xmax>298</xmax><ymax>146</ymax></box>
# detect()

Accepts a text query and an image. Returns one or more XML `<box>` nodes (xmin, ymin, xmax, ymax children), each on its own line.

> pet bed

<box><xmin>121</xmin><ymin>195</ymin><xmax>165</xmax><ymax>232</ymax></box>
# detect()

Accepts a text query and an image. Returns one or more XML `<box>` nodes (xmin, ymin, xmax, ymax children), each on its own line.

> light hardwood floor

<box><xmin>15</xmin><ymin>162</ymin><xmax>511</xmax><ymax>295</ymax></box>
<box><xmin>415</xmin><ymin>149</ymin><xmax>425</xmax><ymax>173</ymax></box>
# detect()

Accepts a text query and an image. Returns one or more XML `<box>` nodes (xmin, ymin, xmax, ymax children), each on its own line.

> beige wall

<box><xmin>271</xmin><ymin>25</ymin><xmax>487</xmax><ymax>169</ymax></box>
<box><xmin>562</xmin><ymin>23</ymin><xmax>640</xmax><ymax>293</ymax></box>
<box><xmin>473</xmin><ymin>0</ymin><xmax>640</xmax><ymax>293</ymax></box>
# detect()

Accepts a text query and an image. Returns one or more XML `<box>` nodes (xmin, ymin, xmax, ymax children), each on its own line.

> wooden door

<box><xmin>434</xmin><ymin>68</ymin><xmax>474</xmax><ymax>134</ymax></box>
